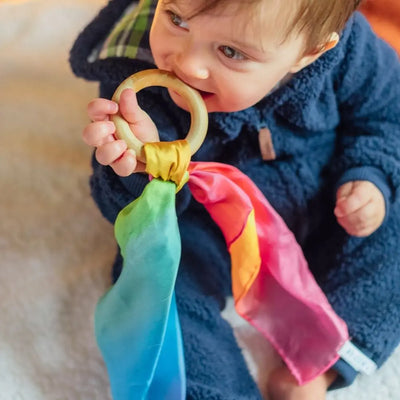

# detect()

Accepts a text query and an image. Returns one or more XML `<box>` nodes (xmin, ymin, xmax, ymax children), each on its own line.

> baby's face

<box><xmin>150</xmin><ymin>0</ymin><xmax>310</xmax><ymax>112</ymax></box>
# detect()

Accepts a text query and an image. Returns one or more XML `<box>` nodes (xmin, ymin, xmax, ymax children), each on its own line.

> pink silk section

<box><xmin>188</xmin><ymin>162</ymin><xmax>349</xmax><ymax>385</ymax></box>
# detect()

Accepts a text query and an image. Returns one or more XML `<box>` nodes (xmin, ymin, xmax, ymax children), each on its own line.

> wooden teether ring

<box><xmin>111</xmin><ymin>69</ymin><xmax>208</xmax><ymax>163</ymax></box>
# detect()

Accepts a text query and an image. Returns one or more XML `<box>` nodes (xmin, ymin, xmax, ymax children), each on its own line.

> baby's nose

<box><xmin>174</xmin><ymin>45</ymin><xmax>210</xmax><ymax>80</ymax></box>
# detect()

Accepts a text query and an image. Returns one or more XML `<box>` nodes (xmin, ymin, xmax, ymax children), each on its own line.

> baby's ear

<box><xmin>290</xmin><ymin>32</ymin><xmax>339</xmax><ymax>73</ymax></box>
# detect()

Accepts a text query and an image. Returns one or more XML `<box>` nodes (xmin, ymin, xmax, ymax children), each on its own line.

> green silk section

<box><xmin>95</xmin><ymin>178</ymin><xmax>185</xmax><ymax>399</ymax></box>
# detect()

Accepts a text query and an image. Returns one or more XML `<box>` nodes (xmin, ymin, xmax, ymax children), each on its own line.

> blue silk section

<box><xmin>94</xmin><ymin>178</ymin><xmax>186</xmax><ymax>400</ymax></box>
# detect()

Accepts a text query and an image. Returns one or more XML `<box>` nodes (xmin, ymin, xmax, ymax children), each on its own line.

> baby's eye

<box><xmin>168</xmin><ymin>11</ymin><xmax>189</xmax><ymax>29</ymax></box>
<box><xmin>219</xmin><ymin>45</ymin><xmax>245</xmax><ymax>60</ymax></box>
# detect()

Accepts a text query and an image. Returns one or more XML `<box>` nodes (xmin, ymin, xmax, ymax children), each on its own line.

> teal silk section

<box><xmin>94</xmin><ymin>178</ymin><xmax>186</xmax><ymax>400</ymax></box>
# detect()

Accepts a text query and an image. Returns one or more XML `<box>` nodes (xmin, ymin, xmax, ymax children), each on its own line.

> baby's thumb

<box><xmin>119</xmin><ymin>88</ymin><xmax>142</xmax><ymax>124</ymax></box>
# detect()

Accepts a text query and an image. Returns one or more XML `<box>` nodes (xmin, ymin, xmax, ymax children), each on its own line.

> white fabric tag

<box><xmin>338</xmin><ymin>341</ymin><xmax>377</xmax><ymax>375</ymax></box>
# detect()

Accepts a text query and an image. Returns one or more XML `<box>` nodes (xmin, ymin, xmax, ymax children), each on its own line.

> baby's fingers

<box><xmin>111</xmin><ymin>149</ymin><xmax>145</xmax><ymax>176</ymax></box>
<box><xmin>82</xmin><ymin>121</ymin><xmax>116</xmax><ymax>147</ymax></box>
<box><xmin>336</xmin><ymin>201</ymin><xmax>384</xmax><ymax>237</ymax></box>
<box><xmin>95</xmin><ymin>140</ymin><xmax>128</xmax><ymax>166</ymax></box>
<box><xmin>335</xmin><ymin>188</ymin><xmax>364</xmax><ymax>218</ymax></box>
<box><xmin>335</xmin><ymin>181</ymin><xmax>374</xmax><ymax>218</ymax></box>
<box><xmin>87</xmin><ymin>98</ymin><xmax>118</xmax><ymax>121</ymax></box>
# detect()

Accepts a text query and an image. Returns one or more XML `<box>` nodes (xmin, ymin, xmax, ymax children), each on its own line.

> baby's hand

<box><xmin>334</xmin><ymin>181</ymin><xmax>385</xmax><ymax>237</ymax></box>
<box><xmin>83</xmin><ymin>89</ymin><xmax>159</xmax><ymax>176</ymax></box>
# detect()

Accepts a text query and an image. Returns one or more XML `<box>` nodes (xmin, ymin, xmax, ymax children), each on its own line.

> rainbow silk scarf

<box><xmin>94</xmin><ymin>140</ymin><xmax>349</xmax><ymax>400</ymax></box>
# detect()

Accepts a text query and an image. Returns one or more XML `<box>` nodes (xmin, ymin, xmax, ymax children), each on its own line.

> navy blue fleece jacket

<box><xmin>70</xmin><ymin>0</ymin><xmax>400</xmax><ymax>393</ymax></box>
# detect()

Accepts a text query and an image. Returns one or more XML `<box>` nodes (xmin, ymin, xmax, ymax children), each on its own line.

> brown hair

<box><xmin>293</xmin><ymin>0</ymin><xmax>363</xmax><ymax>51</ymax></box>
<box><xmin>166</xmin><ymin>0</ymin><xmax>363</xmax><ymax>53</ymax></box>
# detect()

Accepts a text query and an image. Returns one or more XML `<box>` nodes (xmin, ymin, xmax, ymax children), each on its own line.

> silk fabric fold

<box><xmin>95</xmin><ymin>160</ymin><xmax>349</xmax><ymax>399</ymax></box>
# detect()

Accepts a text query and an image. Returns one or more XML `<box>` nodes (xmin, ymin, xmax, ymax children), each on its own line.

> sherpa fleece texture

<box><xmin>70</xmin><ymin>0</ymin><xmax>400</xmax><ymax>395</ymax></box>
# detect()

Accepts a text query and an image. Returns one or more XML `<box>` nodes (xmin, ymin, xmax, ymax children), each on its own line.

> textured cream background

<box><xmin>0</xmin><ymin>1</ymin><xmax>399</xmax><ymax>398</ymax></box>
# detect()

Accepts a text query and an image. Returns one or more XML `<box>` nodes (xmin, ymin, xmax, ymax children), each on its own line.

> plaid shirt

<box><xmin>99</xmin><ymin>0</ymin><xmax>156</xmax><ymax>63</ymax></box>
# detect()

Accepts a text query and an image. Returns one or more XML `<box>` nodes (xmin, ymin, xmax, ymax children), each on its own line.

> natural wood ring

<box><xmin>111</xmin><ymin>69</ymin><xmax>208</xmax><ymax>163</ymax></box>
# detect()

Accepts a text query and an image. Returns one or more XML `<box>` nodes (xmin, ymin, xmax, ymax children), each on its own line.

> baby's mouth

<box><xmin>169</xmin><ymin>71</ymin><xmax>213</xmax><ymax>101</ymax></box>
<box><xmin>197</xmin><ymin>89</ymin><xmax>213</xmax><ymax>100</ymax></box>
<box><xmin>170</xmin><ymin>87</ymin><xmax>213</xmax><ymax>102</ymax></box>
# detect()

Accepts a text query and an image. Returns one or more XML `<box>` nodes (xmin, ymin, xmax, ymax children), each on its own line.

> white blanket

<box><xmin>1</xmin><ymin>1</ymin><xmax>399</xmax><ymax>398</ymax></box>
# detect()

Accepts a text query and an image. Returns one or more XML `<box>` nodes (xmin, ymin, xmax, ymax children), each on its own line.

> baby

<box><xmin>71</xmin><ymin>0</ymin><xmax>400</xmax><ymax>398</ymax></box>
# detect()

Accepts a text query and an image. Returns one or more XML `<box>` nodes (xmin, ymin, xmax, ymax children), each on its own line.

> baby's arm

<box><xmin>83</xmin><ymin>88</ymin><xmax>159</xmax><ymax>176</ymax></box>
<box><xmin>334</xmin><ymin>180</ymin><xmax>385</xmax><ymax>237</ymax></box>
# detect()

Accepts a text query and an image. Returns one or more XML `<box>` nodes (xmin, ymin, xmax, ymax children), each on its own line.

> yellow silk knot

<box><xmin>143</xmin><ymin>140</ymin><xmax>191</xmax><ymax>191</ymax></box>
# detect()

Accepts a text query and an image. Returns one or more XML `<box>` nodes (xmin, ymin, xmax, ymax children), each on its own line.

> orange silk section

<box><xmin>229</xmin><ymin>209</ymin><xmax>261</xmax><ymax>303</ymax></box>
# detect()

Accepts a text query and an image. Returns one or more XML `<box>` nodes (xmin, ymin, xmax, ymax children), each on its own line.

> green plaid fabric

<box><xmin>99</xmin><ymin>0</ymin><xmax>156</xmax><ymax>63</ymax></box>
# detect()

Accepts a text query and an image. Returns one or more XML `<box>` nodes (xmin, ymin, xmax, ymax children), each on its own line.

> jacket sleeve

<box><xmin>332</xmin><ymin>13</ymin><xmax>400</xmax><ymax>213</ymax></box>
<box><xmin>315</xmin><ymin>15</ymin><xmax>400</xmax><ymax>385</ymax></box>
